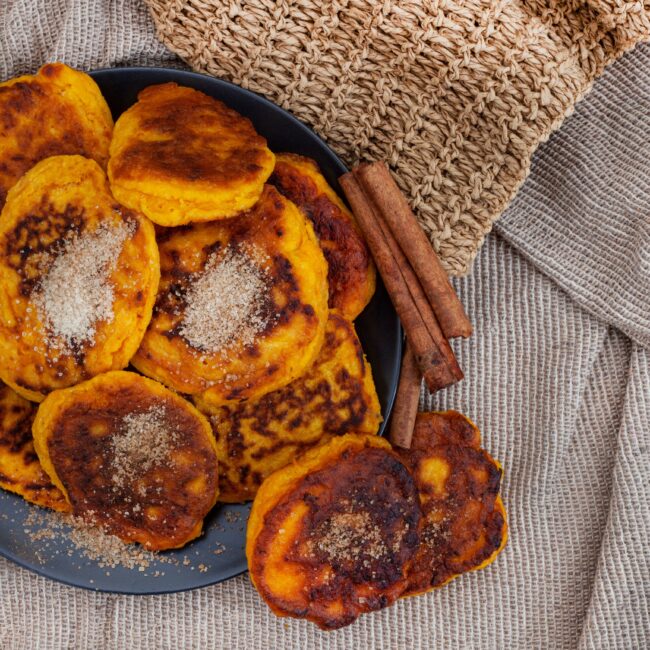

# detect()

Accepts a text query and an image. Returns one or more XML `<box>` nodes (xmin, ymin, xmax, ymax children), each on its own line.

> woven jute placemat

<box><xmin>145</xmin><ymin>0</ymin><xmax>650</xmax><ymax>275</ymax></box>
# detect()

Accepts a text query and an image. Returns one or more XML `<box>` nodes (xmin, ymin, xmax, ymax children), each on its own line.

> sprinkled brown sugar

<box><xmin>32</xmin><ymin>221</ymin><xmax>132</xmax><ymax>350</ymax></box>
<box><xmin>110</xmin><ymin>405</ymin><xmax>179</xmax><ymax>487</ymax></box>
<box><xmin>313</xmin><ymin>511</ymin><xmax>389</xmax><ymax>563</ymax></box>
<box><xmin>178</xmin><ymin>247</ymin><xmax>274</xmax><ymax>354</ymax></box>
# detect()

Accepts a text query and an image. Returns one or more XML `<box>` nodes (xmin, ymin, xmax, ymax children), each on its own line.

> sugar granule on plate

<box><xmin>32</xmin><ymin>220</ymin><xmax>132</xmax><ymax>349</ymax></box>
<box><xmin>178</xmin><ymin>247</ymin><xmax>273</xmax><ymax>353</ymax></box>
<box><xmin>111</xmin><ymin>405</ymin><xmax>179</xmax><ymax>487</ymax></box>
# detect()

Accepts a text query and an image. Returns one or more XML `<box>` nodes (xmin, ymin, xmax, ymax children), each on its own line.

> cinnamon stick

<box><xmin>339</xmin><ymin>173</ymin><xmax>458</xmax><ymax>391</ymax></box>
<box><xmin>389</xmin><ymin>344</ymin><xmax>421</xmax><ymax>449</ymax></box>
<box><xmin>373</xmin><ymin>205</ymin><xmax>463</xmax><ymax>383</ymax></box>
<box><xmin>355</xmin><ymin>161</ymin><xmax>472</xmax><ymax>339</ymax></box>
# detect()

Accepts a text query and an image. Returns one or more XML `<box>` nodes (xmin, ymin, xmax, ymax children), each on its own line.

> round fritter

<box><xmin>108</xmin><ymin>82</ymin><xmax>276</xmax><ymax>226</ymax></box>
<box><xmin>132</xmin><ymin>185</ymin><xmax>329</xmax><ymax>405</ymax></box>
<box><xmin>0</xmin><ymin>155</ymin><xmax>160</xmax><ymax>402</ymax></box>
<box><xmin>0</xmin><ymin>382</ymin><xmax>69</xmax><ymax>512</ymax></box>
<box><xmin>0</xmin><ymin>62</ymin><xmax>113</xmax><ymax>210</ymax></box>
<box><xmin>395</xmin><ymin>411</ymin><xmax>507</xmax><ymax>596</ymax></box>
<box><xmin>247</xmin><ymin>435</ymin><xmax>421</xmax><ymax>630</ymax></box>
<box><xmin>32</xmin><ymin>371</ymin><xmax>219</xmax><ymax>551</ymax></box>
<box><xmin>269</xmin><ymin>153</ymin><xmax>375</xmax><ymax>320</ymax></box>
<box><xmin>195</xmin><ymin>312</ymin><xmax>382</xmax><ymax>503</ymax></box>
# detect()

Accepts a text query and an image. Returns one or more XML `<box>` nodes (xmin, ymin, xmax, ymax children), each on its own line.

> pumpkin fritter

<box><xmin>269</xmin><ymin>153</ymin><xmax>375</xmax><ymax>320</ymax></box>
<box><xmin>0</xmin><ymin>382</ymin><xmax>69</xmax><ymax>512</ymax></box>
<box><xmin>0</xmin><ymin>155</ymin><xmax>160</xmax><ymax>402</ymax></box>
<box><xmin>247</xmin><ymin>435</ymin><xmax>421</xmax><ymax>630</ymax></box>
<box><xmin>195</xmin><ymin>312</ymin><xmax>382</xmax><ymax>503</ymax></box>
<box><xmin>396</xmin><ymin>410</ymin><xmax>507</xmax><ymax>596</ymax></box>
<box><xmin>108</xmin><ymin>82</ymin><xmax>276</xmax><ymax>226</ymax></box>
<box><xmin>132</xmin><ymin>185</ymin><xmax>329</xmax><ymax>405</ymax></box>
<box><xmin>0</xmin><ymin>62</ymin><xmax>113</xmax><ymax>210</ymax></box>
<box><xmin>31</xmin><ymin>371</ymin><xmax>219</xmax><ymax>551</ymax></box>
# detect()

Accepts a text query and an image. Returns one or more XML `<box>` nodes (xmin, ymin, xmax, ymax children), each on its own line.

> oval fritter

<box><xmin>132</xmin><ymin>185</ymin><xmax>329</xmax><ymax>405</ymax></box>
<box><xmin>32</xmin><ymin>371</ymin><xmax>219</xmax><ymax>551</ymax></box>
<box><xmin>247</xmin><ymin>435</ymin><xmax>420</xmax><ymax>630</ymax></box>
<box><xmin>0</xmin><ymin>155</ymin><xmax>160</xmax><ymax>402</ymax></box>
<box><xmin>195</xmin><ymin>312</ymin><xmax>382</xmax><ymax>502</ymax></box>
<box><xmin>0</xmin><ymin>382</ymin><xmax>69</xmax><ymax>512</ymax></box>
<box><xmin>108</xmin><ymin>82</ymin><xmax>276</xmax><ymax>226</ymax></box>
<box><xmin>269</xmin><ymin>153</ymin><xmax>375</xmax><ymax>320</ymax></box>
<box><xmin>395</xmin><ymin>411</ymin><xmax>507</xmax><ymax>596</ymax></box>
<box><xmin>0</xmin><ymin>62</ymin><xmax>113</xmax><ymax>210</ymax></box>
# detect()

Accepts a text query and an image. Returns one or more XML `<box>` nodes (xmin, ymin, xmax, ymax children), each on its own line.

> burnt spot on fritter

<box><xmin>396</xmin><ymin>412</ymin><xmax>506</xmax><ymax>595</ymax></box>
<box><xmin>251</xmin><ymin>444</ymin><xmax>420</xmax><ymax>629</ymax></box>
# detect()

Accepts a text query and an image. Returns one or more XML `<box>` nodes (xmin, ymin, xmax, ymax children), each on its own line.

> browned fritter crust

<box><xmin>0</xmin><ymin>383</ymin><xmax>69</xmax><ymax>511</ymax></box>
<box><xmin>132</xmin><ymin>185</ymin><xmax>328</xmax><ymax>405</ymax></box>
<box><xmin>396</xmin><ymin>411</ymin><xmax>507</xmax><ymax>596</ymax></box>
<box><xmin>247</xmin><ymin>435</ymin><xmax>420</xmax><ymax>630</ymax></box>
<box><xmin>108</xmin><ymin>83</ymin><xmax>275</xmax><ymax>225</ymax></box>
<box><xmin>196</xmin><ymin>313</ymin><xmax>382</xmax><ymax>502</ymax></box>
<box><xmin>0</xmin><ymin>63</ymin><xmax>113</xmax><ymax>210</ymax></box>
<box><xmin>32</xmin><ymin>372</ymin><xmax>219</xmax><ymax>550</ymax></box>
<box><xmin>269</xmin><ymin>153</ymin><xmax>375</xmax><ymax>320</ymax></box>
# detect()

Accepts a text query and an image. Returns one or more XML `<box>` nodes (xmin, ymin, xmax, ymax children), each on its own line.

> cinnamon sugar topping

<box><xmin>178</xmin><ymin>247</ymin><xmax>273</xmax><ymax>354</ymax></box>
<box><xmin>110</xmin><ymin>405</ymin><xmax>179</xmax><ymax>487</ymax></box>
<box><xmin>33</xmin><ymin>221</ymin><xmax>132</xmax><ymax>350</ymax></box>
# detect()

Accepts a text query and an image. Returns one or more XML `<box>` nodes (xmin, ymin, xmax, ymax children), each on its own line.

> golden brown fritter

<box><xmin>0</xmin><ymin>382</ymin><xmax>69</xmax><ymax>512</ymax></box>
<box><xmin>108</xmin><ymin>82</ymin><xmax>275</xmax><ymax>226</ymax></box>
<box><xmin>132</xmin><ymin>185</ymin><xmax>329</xmax><ymax>406</ymax></box>
<box><xmin>269</xmin><ymin>153</ymin><xmax>375</xmax><ymax>320</ymax></box>
<box><xmin>396</xmin><ymin>411</ymin><xmax>507</xmax><ymax>596</ymax></box>
<box><xmin>0</xmin><ymin>155</ymin><xmax>160</xmax><ymax>402</ymax></box>
<box><xmin>195</xmin><ymin>312</ymin><xmax>382</xmax><ymax>502</ymax></box>
<box><xmin>32</xmin><ymin>371</ymin><xmax>219</xmax><ymax>551</ymax></box>
<box><xmin>0</xmin><ymin>62</ymin><xmax>113</xmax><ymax>210</ymax></box>
<box><xmin>247</xmin><ymin>435</ymin><xmax>421</xmax><ymax>630</ymax></box>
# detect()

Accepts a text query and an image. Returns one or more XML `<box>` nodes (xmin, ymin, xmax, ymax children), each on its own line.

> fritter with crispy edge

<box><xmin>247</xmin><ymin>434</ymin><xmax>421</xmax><ymax>630</ymax></box>
<box><xmin>0</xmin><ymin>382</ymin><xmax>69</xmax><ymax>512</ymax></box>
<box><xmin>108</xmin><ymin>82</ymin><xmax>276</xmax><ymax>226</ymax></box>
<box><xmin>269</xmin><ymin>153</ymin><xmax>375</xmax><ymax>320</ymax></box>
<box><xmin>132</xmin><ymin>185</ymin><xmax>329</xmax><ymax>406</ymax></box>
<box><xmin>0</xmin><ymin>62</ymin><xmax>113</xmax><ymax>210</ymax></box>
<box><xmin>0</xmin><ymin>155</ymin><xmax>160</xmax><ymax>402</ymax></box>
<box><xmin>396</xmin><ymin>410</ymin><xmax>507</xmax><ymax>596</ymax></box>
<box><xmin>195</xmin><ymin>312</ymin><xmax>382</xmax><ymax>502</ymax></box>
<box><xmin>32</xmin><ymin>371</ymin><xmax>219</xmax><ymax>551</ymax></box>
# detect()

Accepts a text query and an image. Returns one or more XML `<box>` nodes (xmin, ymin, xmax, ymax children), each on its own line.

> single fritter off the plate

<box><xmin>247</xmin><ymin>434</ymin><xmax>421</xmax><ymax>630</ymax></box>
<box><xmin>269</xmin><ymin>153</ymin><xmax>375</xmax><ymax>320</ymax></box>
<box><xmin>0</xmin><ymin>381</ymin><xmax>69</xmax><ymax>512</ymax></box>
<box><xmin>132</xmin><ymin>184</ymin><xmax>329</xmax><ymax>405</ymax></box>
<box><xmin>0</xmin><ymin>62</ymin><xmax>113</xmax><ymax>210</ymax></box>
<box><xmin>108</xmin><ymin>82</ymin><xmax>276</xmax><ymax>226</ymax></box>
<box><xmin>195</xmin><ymin>312</ymin><xmax>382</xmax><ymax>503</ymax></box>
<box><xmin>32</xmin><ymin>371</ymin><xmax>219</xmax><ymax>551</ymax></box>
<box><xmin>0</xmin><ymin>155</ymin><xmax>160</xmax><ymax>402</ymax></box>
<box><xmin>396</xmin><ymin>410</ymin><xmax>507</xmax><ymax>596</ymax></box>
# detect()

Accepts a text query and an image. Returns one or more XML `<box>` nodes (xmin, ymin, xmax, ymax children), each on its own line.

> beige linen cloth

<box><xmin>1</xmin><ymin>1</ymin><xmax>649</xmax><ymax>648</ymax></box>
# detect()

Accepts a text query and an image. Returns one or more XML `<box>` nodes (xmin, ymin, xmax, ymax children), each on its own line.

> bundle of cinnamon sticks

<box><xmin>340</xmin><ymin>162</ymin><xmax>471</xmax><ymax>449</ymax></box>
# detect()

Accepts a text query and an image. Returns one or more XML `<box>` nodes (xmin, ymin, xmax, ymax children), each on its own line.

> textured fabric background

<box><xmin>0</xmin><ymin>1</ymin><xmax>649</xmax><ymax>649</ymax></box>
<box><xmin>144</xmin><ymin>0</ymin><xmax>650</xmax><ymax>276</ymax></box>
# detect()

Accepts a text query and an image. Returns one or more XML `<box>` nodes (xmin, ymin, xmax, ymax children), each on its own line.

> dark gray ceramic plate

<box><xmin>0</xmin><ymin>67</ymin><xmax>402</xmax><ymax>594</ymax></box>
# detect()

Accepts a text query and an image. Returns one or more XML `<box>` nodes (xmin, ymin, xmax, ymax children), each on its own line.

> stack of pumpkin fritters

<box><xmin>0</xmin><ymin>63</ymin><xmax>380</xmax><ymax>548</ymax></box>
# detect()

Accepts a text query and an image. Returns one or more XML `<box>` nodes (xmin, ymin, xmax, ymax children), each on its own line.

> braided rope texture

<box><xmin>144</xmin><ymin>0</ymin><xmax>650</xmax><ymax>275</ymax></box>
